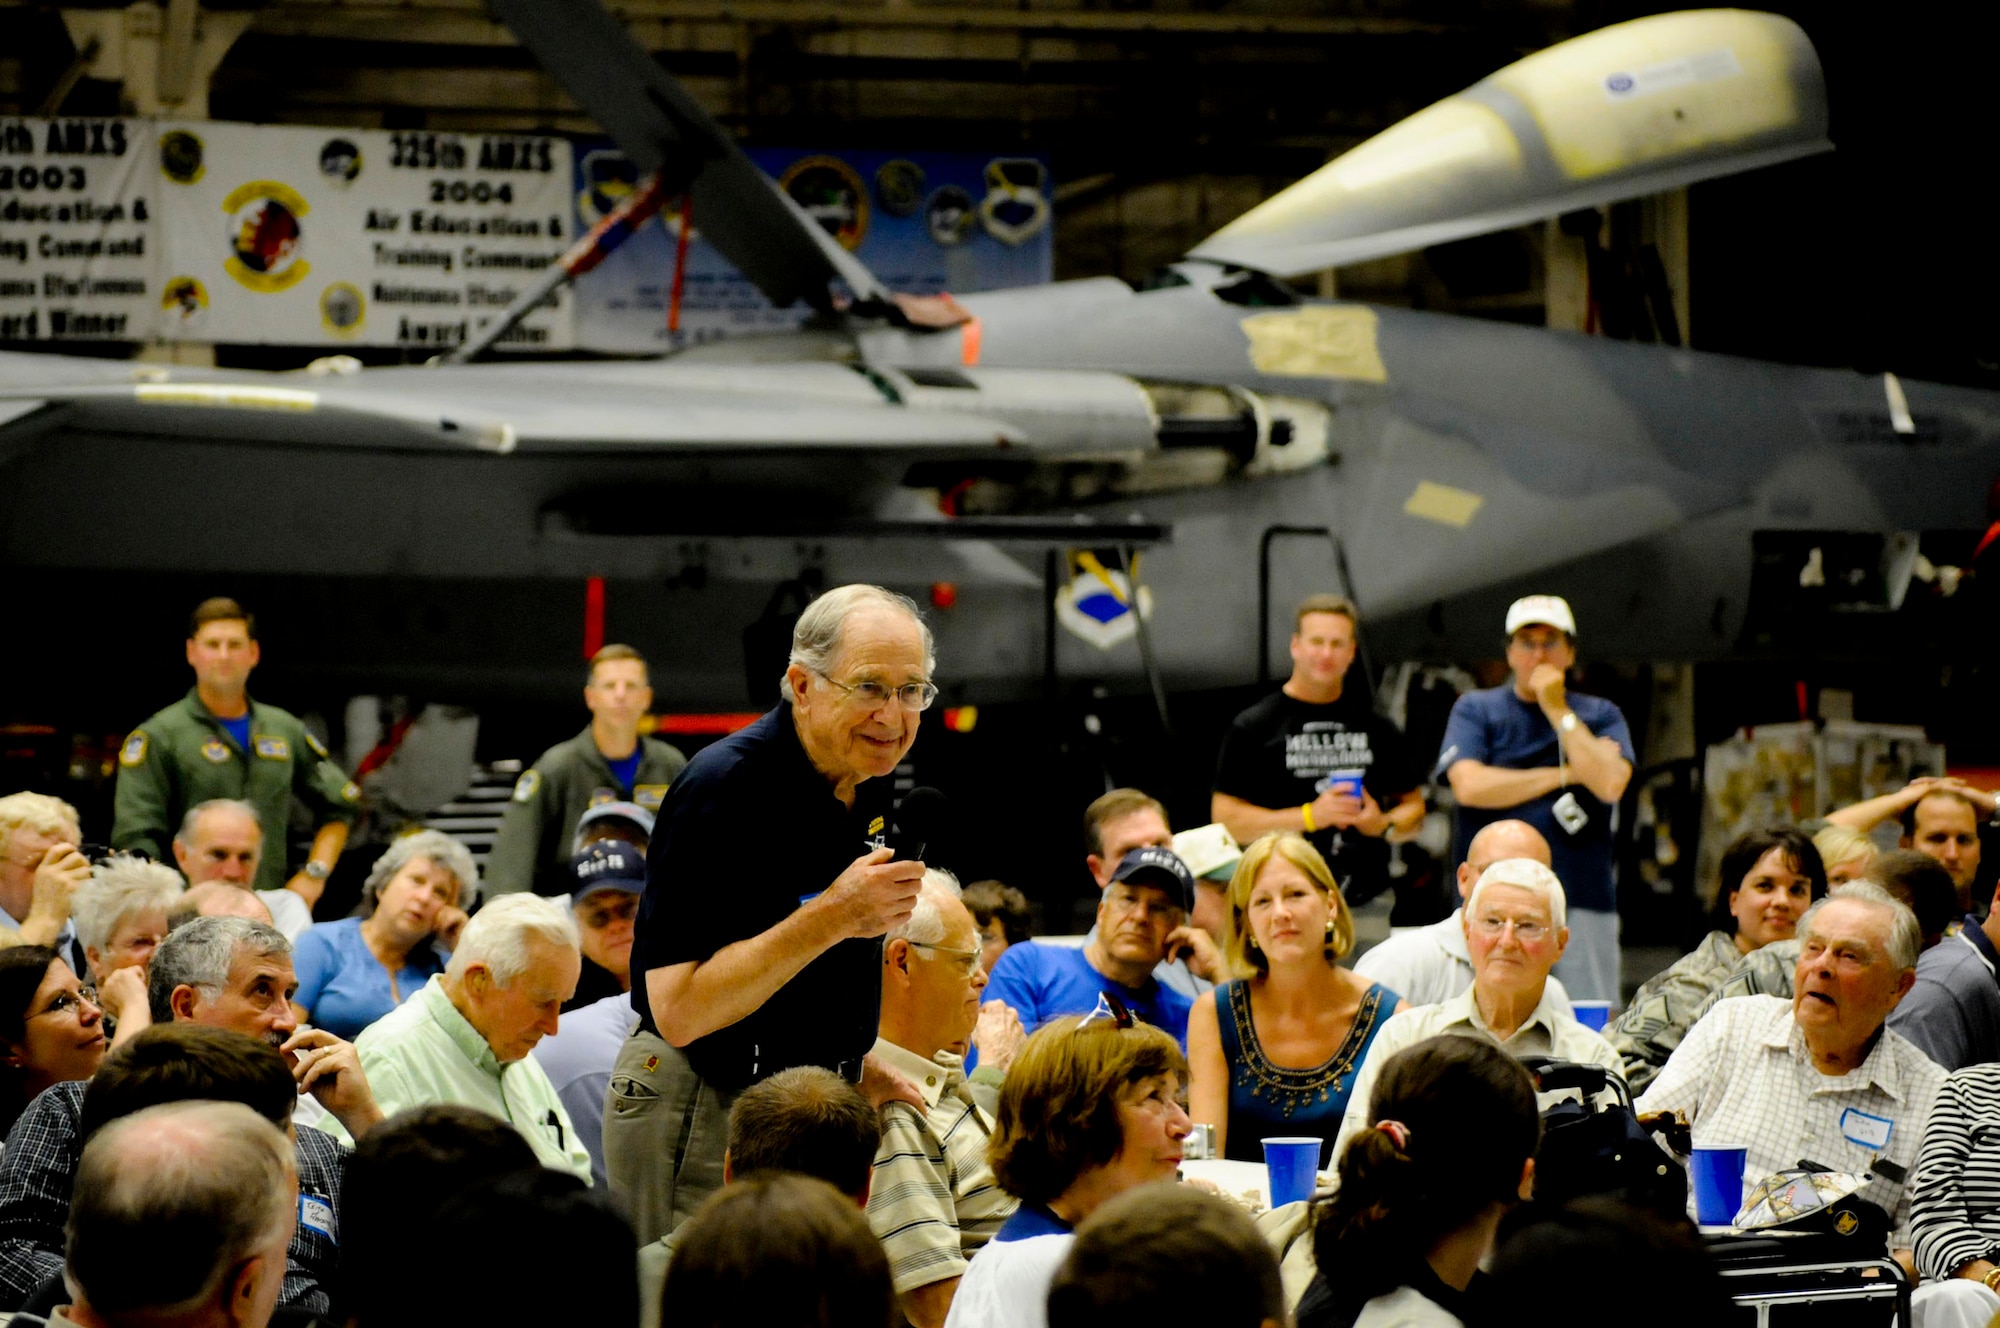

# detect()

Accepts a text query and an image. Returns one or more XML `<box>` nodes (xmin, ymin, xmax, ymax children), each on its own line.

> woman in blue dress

<box><xmin>1188</xmin><ymin>832</ymin><xmax>1403</xmax><ymax>1168</ymax></box>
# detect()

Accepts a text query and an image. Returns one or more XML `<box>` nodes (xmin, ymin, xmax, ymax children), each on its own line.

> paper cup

<box><xmin>1691</xmin><ymin>1146</ymin><xmax>1748</xmax><ymax>1226</ymax></box>
<box><xmin>1571</xmin><ymin>1000</ymin><xmax>1613</xmax><ymax>1031</ymax></box>
<box><xmin>1262</xmin><ymin>1137</ymin><xmax>1322</xmax><ymax>1207</ymax></box>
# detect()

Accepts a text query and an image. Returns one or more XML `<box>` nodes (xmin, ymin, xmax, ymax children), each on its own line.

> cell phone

<box><xmin>1552</xmin><ymin>791</ymin><xmax>1589</xmax><ymax>836</ymax></box>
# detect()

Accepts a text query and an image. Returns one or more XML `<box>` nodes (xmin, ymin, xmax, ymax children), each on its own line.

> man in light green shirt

<box><xmin>357</xmin><ymin>894</ymin><xmax>593</xmax><ymax>1182</ymax></box>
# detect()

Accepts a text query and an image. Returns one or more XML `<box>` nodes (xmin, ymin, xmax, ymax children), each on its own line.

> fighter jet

<box><xmin>2</xmin><ymin>7</ymin><xmax>1993</xmax><ymax>709</ymax></box>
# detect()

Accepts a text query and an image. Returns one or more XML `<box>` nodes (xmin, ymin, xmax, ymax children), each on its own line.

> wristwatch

<box><xmin>1559</xmin><ymin>711</ymin><xmax>1580</xmax><ymax>734</ymax></box>
<box><xmin>303</xmin><ymin>861</ymin><xmax>330</xmax><ymax>881</ymax></box>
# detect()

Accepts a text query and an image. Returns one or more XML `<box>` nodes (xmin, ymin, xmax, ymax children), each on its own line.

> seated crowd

<box><xmin>0</xmin><ymin>586</ymin><xmax>1996</xmax><ymax>1328</ymax></box>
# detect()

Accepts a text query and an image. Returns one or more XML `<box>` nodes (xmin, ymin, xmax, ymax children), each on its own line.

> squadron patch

<box><xmin>588</xmin><ymin>788</ymin><xmax>618</xmax><ymax>807</ymax></box>
<box><xmin>512</xmin><ymin>769</ymin><xmax>541</xmax><ymax>803</ymax></box>
<box><xmin>201</xmin><ymin>738</ymin><xmax>231</xmax><ymax>764</ymax></box>
<box><xmin>304</xmin><ymin>731</ymin><xmax>330</xmax><ymax>759</ymax></box>
<box><xmin>253</xmin><ymin>734</ymin><xmax>291</xmax><ymax>760</ymax></box>
<box><xmin>119</xmin><ymin>732</ymin><xmax>149</xmax><ymax>767</ymax></box>
<box><xmin>633</xmin><ymin>784</ymin><xmax>670</xmax><ymax>810</ymax></box>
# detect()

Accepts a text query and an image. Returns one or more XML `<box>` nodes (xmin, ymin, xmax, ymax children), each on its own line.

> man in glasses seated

<box><xmin>1332</xmin><ymin>857</ymin><xmax>1620</xmax><ymax>1161</ymax></box>
<box><xmin>865</xmin><ymin>867</ymin><xmax>1019</xmax><ymax>1328</ymax></box>
<box><xmin>608</xmin><ymin>585</ymin><xmax>935</xmax><ymax>1246</ymax></box>
<box><xmin>983</xmin><ymin>847</ymin><xmax>1198</xmax><ymax>1053</ymax></box>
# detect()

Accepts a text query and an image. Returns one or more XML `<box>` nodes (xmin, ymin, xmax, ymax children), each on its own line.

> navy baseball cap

<box><xmin>1109</xmin><ymin>847</ymin><xmax>1195</xmax><ymax>912</ymax></box>
<box><xmin>569</xmin><ymin>840</ymin><xmax>647</xmax><ymax>905</ymax></box>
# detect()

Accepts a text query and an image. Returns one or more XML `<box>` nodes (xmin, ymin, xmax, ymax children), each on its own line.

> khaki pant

<box><xmin>603</xmin><ymin>1029</ymin><xmax>738</xmax><ymax>1246</ymax></box>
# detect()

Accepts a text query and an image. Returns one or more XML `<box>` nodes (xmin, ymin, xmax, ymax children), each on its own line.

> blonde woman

<box><xmin>1188</xmin><ymin>833</ymin><xmax>1403</xmax><ymax>1167</ymax></box>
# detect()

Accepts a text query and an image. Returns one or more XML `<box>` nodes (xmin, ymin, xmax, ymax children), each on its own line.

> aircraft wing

<box><xmin>1190</xmin><ymin>9</ymin><xmax>1830</xmax><ymax>276</ymax></box>
<box><xmin>488</xmin><ymin>0</ymin><xmax>893</xmax><ymax>312</ymax></box>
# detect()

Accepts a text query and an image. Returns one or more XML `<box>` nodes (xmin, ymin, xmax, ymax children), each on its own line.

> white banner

<box><xmin>0</xmin><ymin>118</ymin><xmax>155</xmax><ymax>342</ymax></box>
<box><xmin>152</xmin><ymin>122</ymin><xmax>575</xmax><ymax>350</ymax></box>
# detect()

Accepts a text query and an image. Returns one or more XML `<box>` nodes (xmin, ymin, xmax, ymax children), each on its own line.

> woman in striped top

<box><xmin>1912</xmin><ymin>1062</ymin><xmax>2000</xmax><ymax>1324</ymax></box>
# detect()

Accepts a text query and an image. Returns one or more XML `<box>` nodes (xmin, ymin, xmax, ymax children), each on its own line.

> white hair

<box><xmin>779</xmin><ymin>584</ymin><xmax>936</xmax><ymax>707</ymax></box>
<box><xmin>1464</xmin><ymin>857</ymin><xmax>1568</xmax><ymax>932</ymax></box>
<box><xmin>1802</xmin><ymin>881</ymin><xmax>1921</xmax><ymax>971</ymax></box>
<box><xmin>446</xmin><ymin>894</ymin><xmax>579</xmax><ymax>987</ymax></box>
<box><xmin>887</xmin><ymin>868</ymin><xmax>964</xmax><ymax>946</ymax></box>
<box><xmin>73</xmin><ymin>854</ymin><xmax>185</xmax><ymax>957</ymax></box>
<box><xmin>363</xmin><ymin>829</ymin><xmax>481</xmax><ymax>912</ymax></box>
<box><xmin>174</xmin><ymin>799</ymin><xmax>261</xmax><ymax>846</ymax></box>
<box><xmin>0</xmin><ymin>790</ymin><xmax>80</xmax><ymax>858</ymax></box>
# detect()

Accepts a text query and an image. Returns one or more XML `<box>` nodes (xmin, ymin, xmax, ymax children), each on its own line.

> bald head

<box><xmin>170</xmin><ymin>881</ymin><xmax>275</xmax><ymax>931</ymax></box>
<box><xmin>1458</xmin><ymin>821</ymin><xmax>1554</xmax><ymax>904</ymax></box>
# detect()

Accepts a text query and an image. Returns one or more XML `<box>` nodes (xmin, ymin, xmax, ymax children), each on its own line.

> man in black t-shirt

<box><xmin>603</xmin><ymin>584</ymin><xmax>934</xmax><ymax>1246</ymax></box>
<box><xmin>1211</xmin><ymin>595</ymin><xmax>1423</xmax><ymax>906</ymax></box>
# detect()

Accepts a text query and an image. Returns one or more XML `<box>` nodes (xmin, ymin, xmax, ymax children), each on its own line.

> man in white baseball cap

<box><xmin>1433</xmin><ymin>595</ymin><xmax>1634</xmax><ymax>1004</ymax></box>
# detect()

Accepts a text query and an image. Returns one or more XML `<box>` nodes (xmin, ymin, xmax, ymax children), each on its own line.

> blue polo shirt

<box><xmin>979</xmin><ymin>940</ymin><xmax>1192</xmax><ymax>1067</ymax></box>
<box><xmin>1435</xmin><ymin>684</ymin><xmax>1634</xmax><ymax>914</ymax></box>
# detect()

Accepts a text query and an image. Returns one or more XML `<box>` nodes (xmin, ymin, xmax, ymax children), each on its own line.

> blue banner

<box><xmin>570</xmin><ymin>143</ymin><xmax>1052</xmax><ymax>352</ymax></box>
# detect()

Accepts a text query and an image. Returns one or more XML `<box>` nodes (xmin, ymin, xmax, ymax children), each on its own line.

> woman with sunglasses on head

<box><xmin>943</xmin><ymin>1004</ymin><xmax>1191</xmax><ymax>1328</ymax></box>
<box><xmin>0</xmin><ymin>945</ymin><xmax>107</xmax><ymax>1142</ymax></box>
<box><xmin>1296</xmin><ymin>1034</ymin><xmax>1540</xmax><ymax>1328</ymax></box>
<box><xmin>1188</xmin><ymin>833</ymin><xmax>1403</xmax><ymax>1169</ymax></box>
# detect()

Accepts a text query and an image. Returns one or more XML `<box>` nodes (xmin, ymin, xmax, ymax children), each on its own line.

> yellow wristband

<box><xmin>1301</xmin><ymin>803</ymin><xmax>1317</xmax><ymax>833</ymax></box>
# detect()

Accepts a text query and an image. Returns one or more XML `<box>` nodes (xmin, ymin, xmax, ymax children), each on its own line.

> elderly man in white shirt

<box><xmin>1336</xmin><ymin>858</ymin><xmax>1617</xmax><ymax>1161</ymax></box>
<box><xmin>1637</xmin><ymin>882</ymin><xmax>1942</xmax><ymax>1281</ymax></box>
<box><xmin>1355</xmin><ymin>819</ymin><xmax>1572</xmax><ymax>1014</ymax></box>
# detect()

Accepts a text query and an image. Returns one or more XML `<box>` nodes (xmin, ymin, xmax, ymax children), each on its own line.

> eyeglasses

<box><xmin>1077</xmin><ymin>990</ymin><xmax>1135</xmax><ymax>1030</ymax></box>
<box><xmin>1471</xmin><ymin>915</ymin><xmax>1551</xmax><ymax>943</ymax></box>
<box><xmin>29</xmin><ymin>992</ymin><xmax>95</xmax><ymax>1020</ymax></box>
<box><xmin>811</xmin><ymin>670</ymin><xmax>939</xmax><ymax>712</ymax></box>
<box><xmin>907</xmin><ymin>941</ymin><xmax>982</xmax><ymax>976</ymax></box>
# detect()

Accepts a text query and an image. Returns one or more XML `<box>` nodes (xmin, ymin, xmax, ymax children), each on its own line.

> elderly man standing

<box><xmin>45</xmin><ymin>1101</ymin><xmax>297</xmax><ymax>1328</ymax></box>
<box><xmin>170</xmin><ymin>799</ymin><xmax>313</xmax><ymax>939</ymax></box>
<box><xmin>868</xmin><ymin>869</ymin><xmax>1019</xmax><ymax>1328</ymax></box>
<box><xmin>1638</xmin><ymin>883</ymin><xmax>1943</xmax><ymax>1271</ymax></box>
<box><xmin>608</xmin><ymin>584</ymin><xmax>934</xmax><ymax>1242</ymax></box>
<box><xmin>0</xmin><ymin>916</ymin><xmax>372</xmax><ymax>1314</ymax></box>
<box><xmin>1437</xmin><ymin>595</ymin><xmax>1634</xmax><ymax>1003</ymax></box>
<box><xmin>1335</xmin><ymin>858</ymin><xmax>1618</xmax><ymax>1161</ymax></box>
<box><xmin>1353</xmin><ymin>819</ymin><xmax>1572</xmax><ymax>1011</ymax></box>
<box><xmin>355</xmin><ymin>893</ymin><xmax>591</xmax><ymax>1181</ymax></box>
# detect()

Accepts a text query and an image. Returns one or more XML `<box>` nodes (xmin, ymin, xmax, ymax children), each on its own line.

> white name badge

<box><xmin>1840</xmin><ymin>1108</ymin><xmax>1894</xmax><ymax>1152</ymax></box>
<box><xmin>299</xmin><ymin>1194</ymin><xmax>336</xmax><ymax>1241</ymax></box>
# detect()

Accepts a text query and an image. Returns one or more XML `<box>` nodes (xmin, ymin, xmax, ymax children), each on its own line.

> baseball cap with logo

<box><xmin>1171</xmin><ymin>823</ymin><xmax>1243</xmax><ymax>884</ymax></box>
<box><xmin>1109</xmin><ymin>847</ymin><xmax>1195</xmax><ymax>912</ymax></box>
<box><xmin>568</xmin><ymin>840</ymin><xmax>647</xmax><ymax>906</ymax></box>
<box><xmin>1504</xmin><ymin>595</ymin><xmax>1577</xmax><ymax>638</ymax></box>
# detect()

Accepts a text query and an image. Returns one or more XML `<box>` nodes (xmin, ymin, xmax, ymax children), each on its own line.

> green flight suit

<box><xmin>484</xmin><ymin>727</ymin><xmax>687</xmax><ymax>896</ymax></box>
<box><xmin>111</xmin><ymin>689</ymin><xmax>361</xmax><ymax>895</ymax></box>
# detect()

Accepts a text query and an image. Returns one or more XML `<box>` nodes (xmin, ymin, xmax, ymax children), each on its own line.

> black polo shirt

<box><xmin>631</xmin><ymin>706</ymin><xmax>893</xmax><ymax>1090</ymax></box>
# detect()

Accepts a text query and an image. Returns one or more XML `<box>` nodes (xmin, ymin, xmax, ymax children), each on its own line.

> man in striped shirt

<box><xmin>868</xmin><ymin>871</ymin><xmax>1019</xmax><ymax>1328</ymax></box>
<box><xmin>1638</xmin><ymin>883</ymin><xmax>1944</xmax><ymax>1276</ymax></box>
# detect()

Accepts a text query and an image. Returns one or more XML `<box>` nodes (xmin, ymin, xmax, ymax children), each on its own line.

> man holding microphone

<box><xmin>606</xmin><ymin>585</ymin><xmax>936</xmax><ymax>1242</ymax></box>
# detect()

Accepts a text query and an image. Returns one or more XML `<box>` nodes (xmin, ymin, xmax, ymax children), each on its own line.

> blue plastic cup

<box><xmin>1262</xmin><ymin>1137</ymin><xmax>1322</xmax><ymax>1208</ymax></box>
<box><xmin>1317</xmin><ymin>770</ymin><xmax>1365</xmax><ymax>800</ymax></box>
<box><xmin>1571</xmin><ymin>1000</ymin><xmax>1613</xmax><ymax>1031</ymax></box>
<box><xmin>1691</xmin><ymin>1147</ymin><xmax>1748</xmax><ymax>1226</ymax></box>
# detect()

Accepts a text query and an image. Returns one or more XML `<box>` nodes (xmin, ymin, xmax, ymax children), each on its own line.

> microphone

<box><xmin>888</xmin><ymin>787</ymin><xmax>948</xmax><ymax>863</ymax></box>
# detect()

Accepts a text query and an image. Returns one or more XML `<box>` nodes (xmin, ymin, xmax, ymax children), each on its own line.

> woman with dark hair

<box><xmin>1296</xmin><ymin>1034</ymin><xmax>1539</xmax><ymax>1328</ymax></box>
<box><xmin>944</xmin><ymin>1008</ymin><xmax>1191</xmax><ymax>1328</ymax></box>
<box><xmin>0</xmin><ymin>945</ymin><xmax>107</xmax><ymax>1139</ymax></box>
<box><xmin>962</xmin><ymin>880</ymin><xmax>1034</xmax><ymax>975</ymax></box>
<box><xmin>1610</xmin><ymin>826</ymin><xmax>1824</xmax><ymax>1092</ymax></box>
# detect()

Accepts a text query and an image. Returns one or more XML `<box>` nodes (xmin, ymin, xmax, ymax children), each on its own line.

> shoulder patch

<box><xmin>513</xmin><ymin>769</ymin><xmax>542</xmax><ymax>803</ymax></box>
<box><xmin>253</xmin><ymin>734</ymin><xmax>291</xmax><ymax>760</ymax></box>
<box><xmin>340</xmin><ymin>781</ymin><xmax>362</xmax><ymax>804</ymax></box>
<box><xmin>119</xmin><ymin>731</ymin><xmax>149</xmax><ymax>767</ymax></box>
<box><xmin>303</xmin><ymin>730</ymin><xmax>330</xmax><ymax>759</ymax></box>
<box><xmin>200</xmin><ymin>737</ymin><xmax>231</xmax><ymax>765</ymax></box>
